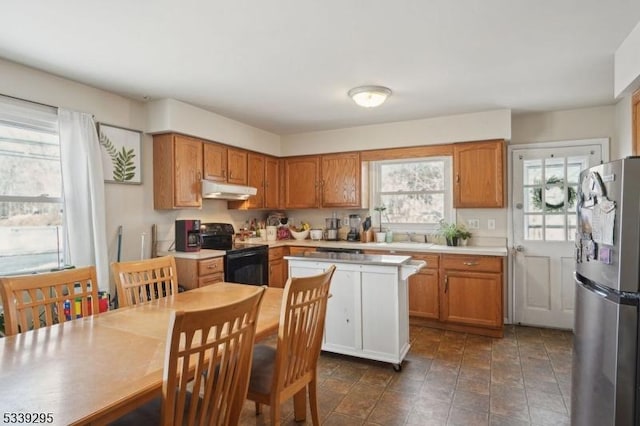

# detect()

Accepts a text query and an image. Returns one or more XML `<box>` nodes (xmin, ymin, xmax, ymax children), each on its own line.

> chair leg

<box><xmin>270</xmin><ymin>402</ymin><xmax>281</xmax><ymax>426</ymax></box>
<box><xmin>309</xmin><ymin>380</ymin><xmax>320</xmax><ymax>426</ymax></box>
<box><xmin>254</xmin><ymin>401</ymin><xmax>262</xmax><ymax>415</ymax></box>
<box><xmin>293</xmin><ymin>388</ymin><xmax>307</xmax><ymax>422</ymax></box>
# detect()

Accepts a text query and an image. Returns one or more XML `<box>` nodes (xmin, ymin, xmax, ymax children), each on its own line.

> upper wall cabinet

<box><xmin>283</xmin><ymin>155</ymin><xmax>321</xmax><ymax>209</ymax></box>
<box><xmin>283</xmin><ymin>152</ymin><xmax>362</xmax><ymax>209</ymax></box>
<box><xmin>453</xmin><ymin>139</ymin><xmax>505</xmax><ymax>208</ymax></box>
<box><xmin>203</xmin><ymin>143</ymin><xmax>248</xmax><ymax>185</ymax></box>
<box><xmin>153</xmin><ymin>133</ymin><xmax>203</xmax><ymax>209</ymax></box>
<box><xmin>320</xmin><ymin>153</ymin><xmax>361</xmax><ymax>207</ymax></box>
<box><xmin>228</xmin><ymin>153</ymin><xmax>279</xmax><ymax>210</ymax></box>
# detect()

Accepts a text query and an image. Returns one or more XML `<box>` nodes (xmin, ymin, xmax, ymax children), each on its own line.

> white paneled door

<box><xmin>512</xmin><ymin>143</ymin><xmax>603</xmax><ymax>329</ymax></box>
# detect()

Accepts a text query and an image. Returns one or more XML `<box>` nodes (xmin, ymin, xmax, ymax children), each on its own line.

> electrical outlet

<box><xmin>467</xmin><ymin>219</ymin><xmax>480</xmax><ymax>229</ymax></box>
<box><xmin>488</xmin><ymin>219</ymin><xmax>496</xmax><ymax>230</ymax></box>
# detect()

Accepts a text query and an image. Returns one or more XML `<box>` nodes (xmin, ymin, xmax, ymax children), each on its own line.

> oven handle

<box><xmin>226</xmin><ymin>250</ymin><xmax>264</xmax><ymax>260</ymax></box>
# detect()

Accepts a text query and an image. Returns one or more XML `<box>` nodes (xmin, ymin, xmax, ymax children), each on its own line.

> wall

<box><xmin>281</xmin><ymin>109</ymin><xmax>511</xmax><ymax>156</ymax></box>
<box><xmin>0</xmin><ymin>59</ymin><xmax>159</xmax><ymax>278</ymax></box>
<box><xmin>0</xmin><ymin>59</ymin><xmax>279</xmax><ymax>295</ymax></box>
<box><xmin>614</xmin><ymin>95</ymin><xmax>633</xmax><ymax>159</ymax></box>
<box><xmin>146</xmin><ymin>98</ymin><xmax>280</xmax><ymax>156</ymax></box>
<box><xmin>615</xmin><ymin>19</ymin><xmax>640</xmax><ymax>97</ymax></box>
<box><xmin>511</xmin><ymin>105</ymin><xmax>615</xmax><ymax>146</ymax></box>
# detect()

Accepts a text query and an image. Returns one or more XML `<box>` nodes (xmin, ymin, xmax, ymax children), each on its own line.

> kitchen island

<box><xmin>285</xmin><ymin>251</ymin><xmax>425</xmax><ymax>370</ymax></box>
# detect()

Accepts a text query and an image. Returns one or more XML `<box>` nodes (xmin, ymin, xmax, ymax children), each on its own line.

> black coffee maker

<box><xmin>175</xmin><ymin>219</ymin><xmax>201</xmax><ymax>252</ymax></box>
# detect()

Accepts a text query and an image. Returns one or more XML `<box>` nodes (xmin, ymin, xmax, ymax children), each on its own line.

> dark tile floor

<box><xmin>239</xmin><ymin>324</ymin><xmax>573</xmax><ymax>426</ymax></box>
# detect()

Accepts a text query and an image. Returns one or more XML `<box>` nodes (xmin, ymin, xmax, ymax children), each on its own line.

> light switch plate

<box><xmin>467</xmin><ymin>219</ymin><xmax>480</xmax><ymax>229</ymax></box>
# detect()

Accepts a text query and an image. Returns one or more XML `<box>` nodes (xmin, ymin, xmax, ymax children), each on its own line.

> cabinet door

<box><xmin>321</xmin><ymin>153</ymin><xmax>361</xmax><ymax>207</ymax></box>
<box><xmin>203</xmin><ymin>143</ymin><xmax>227</xmax><ymax>182</ymax></box>
<box><xmin>454</xmin><ymin>140</ymin><xmax>504</xmax><ymax>208</ymax></box>
<box><xmin>173</xmin><ymin>135</ymin><xmax>203</xmax><ymax>208</ymax></box>
<box><xmin>227</xmin><ymin>147</ymin><xmax>248</xmax><ymax>185</ymax></box>
<box><xmin>269</xmin><ymin>259</ymin><xmax>284</xmax><ymax>288</ymax></box>
<box><xmin>246</xmin><ymin>153</ymin><xmax>265</xmax><ymax>209</ymax></box>
<box><xmin>264</xmin><ymin>156</ymin><xmax>279</xmax><ymax>209</ymax></box>
<box><xmin>323</xmin><ymin>268</ymin><xmax>361</xmax><ymax>351</ymax></box>
<box><xmin>284</xmin><ymin>156</ymin><xmax>320</xmax><ymax>208</ymax></box>
<box><xmin>441</xmin><ymin>270</ymin><xmax>502</xmax><ymax>328</ymax></box>
<box><xmin>408</xmin><ymin>269</ymin><xmax>439</xmax><ymax>319</ymax></box>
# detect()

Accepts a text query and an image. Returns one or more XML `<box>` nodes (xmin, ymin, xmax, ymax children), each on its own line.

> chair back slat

<box><xmin>275</xmin><ymin>265</ymin><xmax>336</xmax><ymax>392</ymax></box>
<box><xmin>111</xmin><ymin>256</ymin><xmax>178</xmax><ymax>308</ymax></box>
<box><xmin>161</xmin><ymin>286</ymin><xmax>265</xmax><ymax>426</ymax></box>
<box><xmin>0</xmin><ymin>266</ymin><xmax>100</xmax><ymax>336</ymax></box>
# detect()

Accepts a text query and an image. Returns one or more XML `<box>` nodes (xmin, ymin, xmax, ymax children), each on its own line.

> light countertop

<box><xmin>250</xmin><ymin>239</ymin><xmax>508</xmax><ymax>257</ymax></box>
<box><xmin>158</xmin><ymin>240</ymin><xmax>507</xmax><ymax>260</ymax></box>
<box><xmin>285</xmin><ymin>252</ymin><xmax>412</xmax><ymax>266</ymax></box>
<box><xmin>158</xmin><ymin>249</ymin><xmax>225</xmax><ymax>259</ymax></box>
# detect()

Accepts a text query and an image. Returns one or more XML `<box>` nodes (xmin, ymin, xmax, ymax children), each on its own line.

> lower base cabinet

<box><xmin>174</xmin><ymin>257</ymin><xmax>224</xmax><ymax>290</ymax></box>
<box><xmin>287</xmin><ymin>259</ymin><xmax>411</xmax><ymax>368</ymax></box>
<box><xmin>268</xmin><ymin>247</ymin><xmax>286</xmax><ymax>288</ymax></box>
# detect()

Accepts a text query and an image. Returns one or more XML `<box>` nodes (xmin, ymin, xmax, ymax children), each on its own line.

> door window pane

<box><xmin>523</xmin><ymin>155</ymin><xmax>586</xmax><ymax>242</ymax></box>
<box><xmin>525</xmin><ymin>215</ymin><xmax>543</xmax><ymax>240</ymax></box>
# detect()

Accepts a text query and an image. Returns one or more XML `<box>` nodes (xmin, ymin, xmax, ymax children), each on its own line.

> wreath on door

<box><xmin>532</xmin><ymin>176</ymin><xmax>577</xmax><ymax>211</ymax></box>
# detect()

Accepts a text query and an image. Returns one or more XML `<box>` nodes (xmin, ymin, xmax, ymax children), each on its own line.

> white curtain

<box><xmin>58</xmin><ymin>109</ymin><xmax>109</xmax><ymax>291</ymax></box>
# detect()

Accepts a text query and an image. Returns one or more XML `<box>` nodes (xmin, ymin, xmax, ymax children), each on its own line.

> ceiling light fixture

<box><xmin>348</xmin><ymin>85</ymin><xmax>392</xmax><ymax>108</ymax></box>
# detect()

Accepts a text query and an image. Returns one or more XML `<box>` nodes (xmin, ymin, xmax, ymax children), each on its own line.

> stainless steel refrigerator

<box><xmin>573</xmin><ymin>157</ymin><xmax>640</xmax><ymax>425</ymax></box>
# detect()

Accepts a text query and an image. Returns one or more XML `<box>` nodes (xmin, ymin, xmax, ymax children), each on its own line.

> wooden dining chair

<box><xmin>247</xmin><ymin>265</ymin><xmax>336</xmax><ymax>425</ymax></box>
<box><xmin>0</xmin><ymin>266</ymin><xmax>100</xmax><ymax>336</ymax></box>
<box><xmin>111</xmin><ymin>285</ymin><xmax>266</xmax><ymax>426</ymax></box>
<box><xmin>111</xmin><ymin>255</ymin><xmax>178</xmax><ymax>308</ymax></box>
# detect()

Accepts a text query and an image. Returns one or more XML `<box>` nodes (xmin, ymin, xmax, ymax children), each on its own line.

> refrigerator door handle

<box><xmin>575</xmin><ymin>277</ymin><xmax>608</xmax><ymax>298</ymax></box>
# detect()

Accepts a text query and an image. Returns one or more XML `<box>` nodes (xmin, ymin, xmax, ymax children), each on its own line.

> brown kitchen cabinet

<box><xmin>283</xmin><ymin>156</ymin><xmax>321</xmax><ymax>208</ymax></box>
<box><xmin>283</xmin><ymin>152</ymin><xmax>362</xmax><ymax>209</ymax></box>
<box><xmin>453</xmin><ymin>139</ymin><xmax>505</xmax><ymax>208</ymax></box>
<box><xmin>405</xmin><ymin>253</ymin><xmax>440</xmax><ymax>320</ymax></box>
<box><xmin>153</xmin><ymin>133</ymin><xmax>203</xmax><ymax>209</ymax></box>
<box><xmin>203</xmin><ymin>142</ymin><xmax>248</xmax><ymax>185</ymax></box>
<box><xmin>320</xmin><ymin>152</ymin><xmax>361</xmax><ymax>207</ymax></box>
<box><xmin>440</xmin><ymin>254</ymin><xmax>503</xmax><ymax>336</ymax></box>
<box><xmin>268</xmin><ymin>246</ymin><xmax>286</xmax><ymax>288</ymax></box>
<box><xmin>174</xmin><ymin>256</ymin><xmax>224</xmax><ymax>290</ymax></box>
<box><xmin>229</xmin><ymin>153</ymin><xmax>279</xmax><ymax>210</ymax></box>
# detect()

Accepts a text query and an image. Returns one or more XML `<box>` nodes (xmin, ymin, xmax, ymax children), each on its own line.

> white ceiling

<box><xmin>1</xmin><ymin>1</ymin><xmax>639</xmax><ymax>135</ymax></box>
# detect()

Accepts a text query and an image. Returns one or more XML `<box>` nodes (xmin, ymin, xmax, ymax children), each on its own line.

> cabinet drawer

<box><xmin>441</xmin><ymin>255</ymin><xmax>502</xmax><ymax>273</ymax></box>
<box><xmin>199</xmin><ymin>272</ymin><xmax>224</xmax><ymax>287</ymax></box>
<box><xmin>397</xmin><ymin>252</ymin><xmax>439</xmax><ymax>270</ymax></box>
<box><xmin>198</xmin><ymin>257</ymin><xmax>224</xmax><ymax>276</ymax></box>
<box><xmin>288</xmin><ymin>246</ymin><xmax>316</xmax><ymax>256</ymax></box>
<box><xmin>269</xmin><ymin>246</ymin><xmax>285</xmax><ymax>261</ymax></box>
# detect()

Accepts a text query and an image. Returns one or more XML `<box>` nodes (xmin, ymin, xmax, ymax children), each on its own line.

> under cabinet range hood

<box><xmin>201</xmin><ymin>180</ymin><xmax>257</xmax><ymax>200</ymax></box>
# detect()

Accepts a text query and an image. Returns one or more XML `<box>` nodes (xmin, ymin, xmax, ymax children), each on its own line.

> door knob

<box><xmin>515</xmin><ymin>245</ymin><xmax>524</xmax><ymax>252</ymax></box>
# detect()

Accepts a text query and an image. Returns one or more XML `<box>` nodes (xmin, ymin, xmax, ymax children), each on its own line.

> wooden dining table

<box><xmin>0</xmin><ymin>283</ymin><xmax>283</xmax><ymax>426</ymax></box>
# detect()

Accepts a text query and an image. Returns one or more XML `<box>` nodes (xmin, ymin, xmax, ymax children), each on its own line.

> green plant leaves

<box><xmin>99</xmin><ymin>132</ymin><xmax>136</xmax><ymax>182</ymax></box>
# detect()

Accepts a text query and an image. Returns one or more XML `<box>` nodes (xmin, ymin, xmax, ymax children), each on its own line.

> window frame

<box><xmin>369</xmin><ymin>156</ymin><xmax>455</xmax><ymax>233</ymax></box>
<box><xmin>0</xmin><ymin>95</ymin><xmax>65</xmax><ymax>276</ymax></box>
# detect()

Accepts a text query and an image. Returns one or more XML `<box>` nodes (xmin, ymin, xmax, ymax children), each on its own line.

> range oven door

<box><xmin>224</xmin><ymin>247</ymin><xmax>269</xmax><ymax>285</ymax></box>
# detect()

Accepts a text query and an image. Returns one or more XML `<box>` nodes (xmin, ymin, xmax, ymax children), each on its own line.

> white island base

<box><xmin>286</xmin><ymin>252</ymin><xmax>424</xmax><ymax>370</ymax></box>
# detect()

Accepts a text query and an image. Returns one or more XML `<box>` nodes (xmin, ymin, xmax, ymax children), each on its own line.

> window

<box><xmin>522</xmin><ymin>155</ymin><xmax>586</xmax><ymax>242</ymax></box>
<box><xmin>370</xmin><ymin>156</ymin><xmax>453</xmax><ymax>232</ymax></box>
<box><xmin>0</xmin><ymin>96</ymin><xmax>64</xmax><ymax>275</ymax></box>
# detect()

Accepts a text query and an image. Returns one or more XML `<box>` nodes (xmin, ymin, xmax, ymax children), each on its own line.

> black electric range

<box><xmin>200</xmin><ymin>223</ymin><xmax>269</xmax><ymax>285</ymax></box>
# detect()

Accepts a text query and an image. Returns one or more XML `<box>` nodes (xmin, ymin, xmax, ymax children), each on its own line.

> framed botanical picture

<box><xmin>97</xmin><ymin>123</ymin><xmax>142</xmax><ymax>184</ymax></box>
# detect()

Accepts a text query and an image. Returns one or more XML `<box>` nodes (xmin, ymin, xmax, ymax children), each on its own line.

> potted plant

<box><xmin>438</xmin><ymin>220</ymin><xmax>471</xmax><ymax>246</ymax></box>
<box><xmin>373</xmin><ymin>205</ymin><xmax>387</xmax><ymax>242</ymax></box>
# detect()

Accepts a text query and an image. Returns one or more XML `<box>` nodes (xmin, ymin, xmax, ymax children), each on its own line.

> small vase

<box><xmin>376</xmin><ymin>232</ymin><xmax>386</xmax><ymax>243</ymax></box>
<box><xmin>446</xmin><ymin>236</ymin><xmax>458</xmax><ymax>247</ymax></box>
